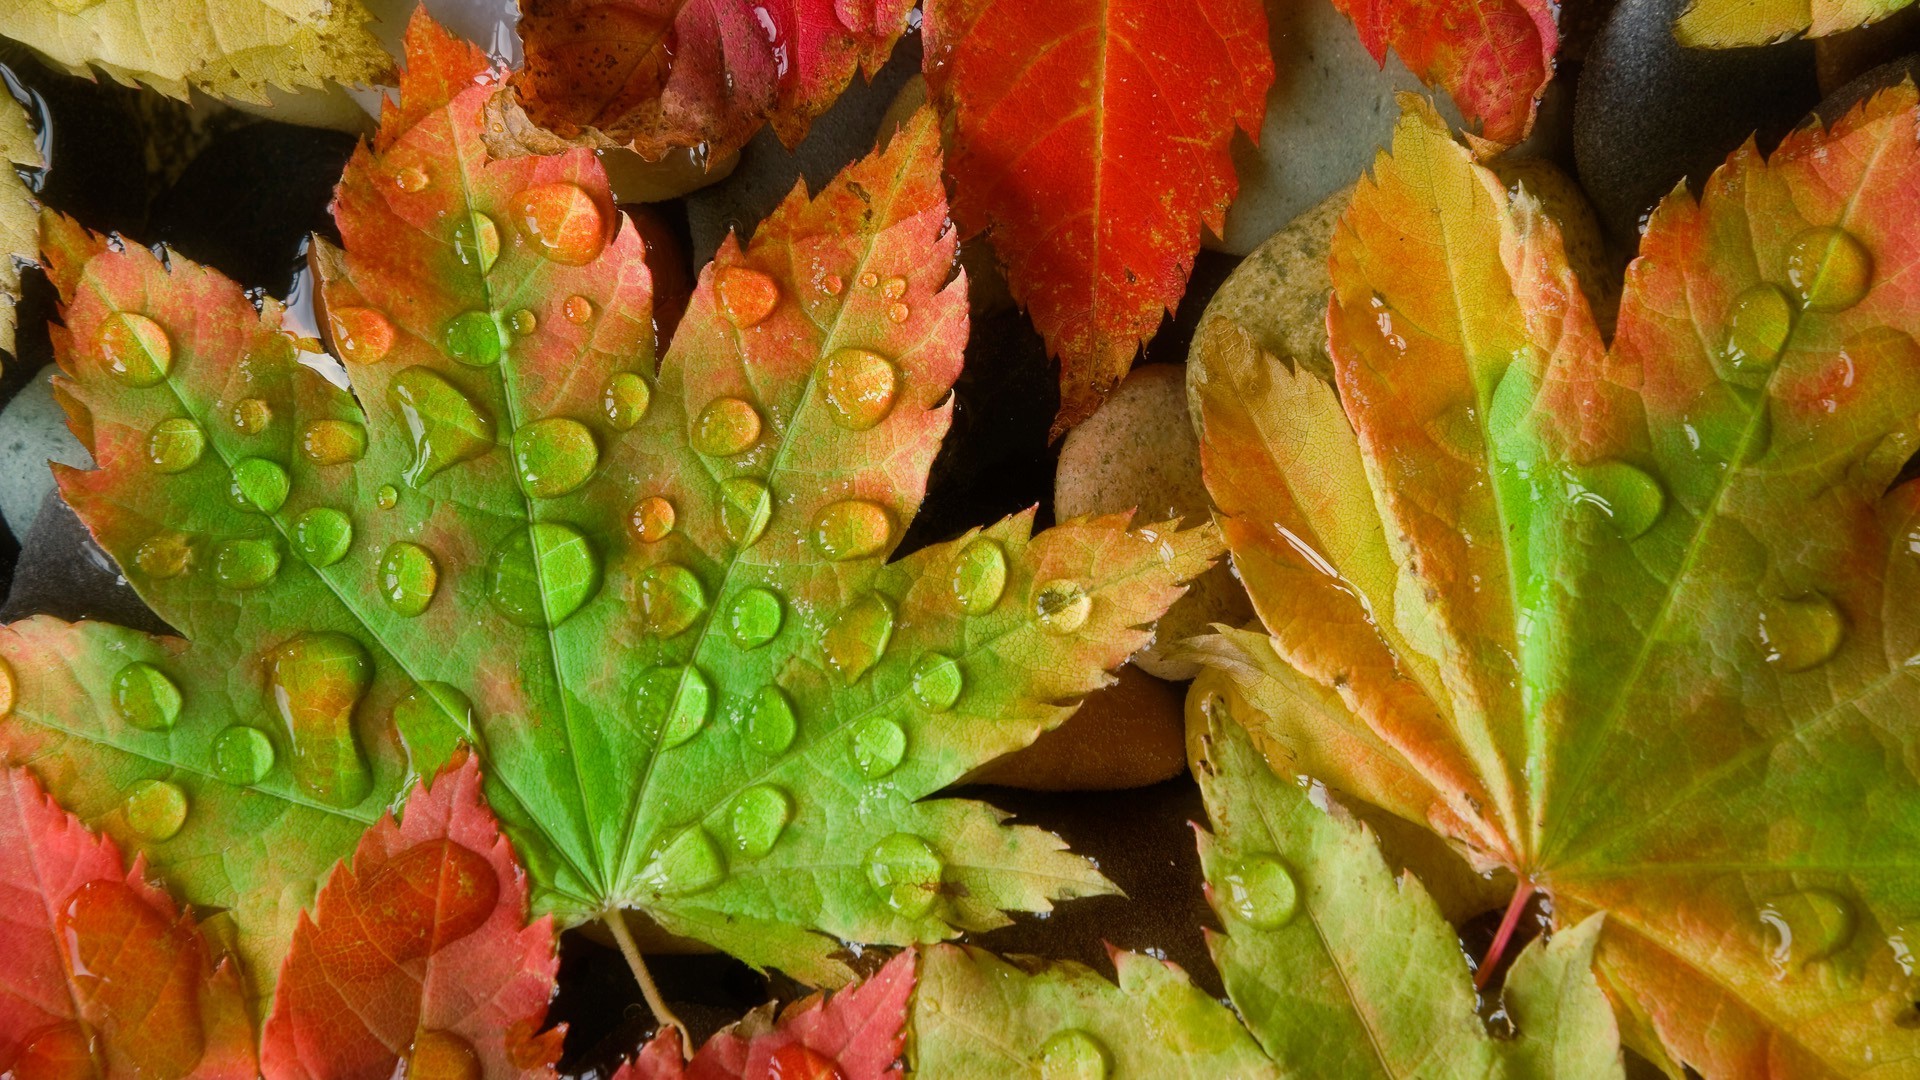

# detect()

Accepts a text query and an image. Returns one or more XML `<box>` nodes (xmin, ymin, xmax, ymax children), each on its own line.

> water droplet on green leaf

<box><xmin>98</xmin><ymin>311</ymin><xmax>172</xmax><ymax>386</ymax></box>
<box><xmin>380</xmin><ymin>542</ymin><xmax>440</xmax><ymax>617</ymax></box>
<box><xmin>123</xmin><ymin>779</ymin><xmax>187</xmax><ymax>840</ymax></box>
<box><xmin>747</xmin><ymin>686</ymin><xmax>798</xmax><ymax>753</ymax></box>
<box><xmin>730</xmin><ymin>785</ymin><xmax>792</xmax><ymax>857</ymax></box>
<box><xmin>850</xmin><ymin>716</ymin><xmax>906</xmax><ymax>779</ymax></box>
<box><xmin>823</xmin><ymin>348</ymin><xmax>898</xmax><ymax>431</ymax></box>
<box><xmin>214</xmin><ymin>538</ymin><xmax>280</xmax><ymax>589</ymax></box>
<box><xmin>728</xmin><ymin>586</ymin><xmax>783</xmax><ymax>649</ymax></box>
<box><xmin>824</xmin><ymin>593</ymin><xmax>894</xmax><ymax>682</ymax></box>
<box><xmin>146</xmin><ymin>418</ymin><xmax>204</xmax><ymax>473</ymax></box>
<box><xmin>951</xmin><ymin>537</ymin><xmax>1007</xmax><ymax>614</ymax></box>
<box><xmin>452</xmin><ymin>210</ymin><xmax>501</xmax><ymax>273</ymax></box>
<box><xmin>628</xmin><ymin>666</ymin><xmax>712</xmax><ymax>747</ymax></box>
<box><xmin>693</xmin><ymin>397</ymin><xmax>762</xmax><ymax>456</ymax></box>
<box><xmin>211</xmin><ymin>726</ymin><xmax>275</xmax><ymax>785</ymax></box>
<box><xmin>135</xmin><ymin>533</ymin><xmax>194</xmax><ymax>579</ymax></box>
<box><xmin>864</xmin><ymin>832</ymin><xmax>942</xmax><ymax>917</ymax></box>
<box><xmin>1033</xmin><ymin>579</ymin><xmax>1090</xmax><ymax>634</ymax></box>
<box><xmin>811</xmin><ymin>500</ymin><xmax>892</xmax><ymax>561</ymax></box>
<box><xmin>487</xmin><ymin>522</ymin><xmax>601</xmax><ymax>626</ymax></box>
<box><xmin>1038</xmin><ymin>1030</ymin><xmax>1111</xmax><ymax>1080</ymax></box>
<box><xmin>270</xmin><ymin>631</ymin><xmax>373</xmax><ymax>807</ymax></box>
<box><xmin>1760</xmin><ymin>888</ymin><xmax>1856</xmax><ymax>976</ymax></box>
<box><xmin>232</xmin><ymin>457</ymin><xmax>289</xmax><ymax>514</ymax></box>
<box><xmin>230</xmin><ymin>397</ymin><xmax>271</xmax><ymax>435</ymax></box>
<box><xmin>512</xmin><ymin>417</ymin><xmax>598</xmax><ymax>498</ymax></box>
<box><xmin>1726</xmin><ymin>283</ymin><xmax>1794</xmax><ymax>373</ymax></box>
<box><xmin>603</xmin><ymin>372</ymin><xmax>650</xmax><ymax>430</ymax></box>
<box><xmin>111</xmin><ymin>662</ymin><xmax>181</xmax><ymax>731</ymax></box>
<box><xmin>293</xmin><ymin>507</ymin><xmax>354</xmax><ymax>567</ymax></box>
<box><xmin>1570</xmin><ymin>460</ymin><xmax>1665</xmax><ymax>539</ymax></box>
<box><xmin>643</xmin><ymin>825</ymin><xmax>726</xmax><ymax>897</ymax></box>
<box><xmin>390</xmin><ymin>367</ymin><xmax>497</xmax><ymax>484</ymax></box>
<box><xmin>719</xmin><ymin>478</ymin><xmax>772</xmax><ymax>547</ymax></box>
<box><xmin>301</xmin><ymin>419</ymin><xmax>367</xmax><ymax>465</ymax></box>
<box><xmin>1222</xmin><ymin>855</ymin><xmax>1298</xmax><ymax>929</ymax></box>
<box><xmin>1759</xmin><ymin>593</ymin><xmax>1845</xmax><ymax>671</ymax></box>
<box><xmin>910</xmin><ymin>653</ymin><xmax>962</xmax><ymax>712</ymax></box>
<box><xmin>445</xmin><ymin>310</ymin><xmax>506</xmax><ymax>366</ymax></box>
<box><xmin>638</xmin><ymin>563</ymin><xmax>705</xmax><ymax>636</ymax></box>
<box><xmin>1786</xmin><ymin>226</ymin><xmax>1873</xmax><ymax>312</ymax></box>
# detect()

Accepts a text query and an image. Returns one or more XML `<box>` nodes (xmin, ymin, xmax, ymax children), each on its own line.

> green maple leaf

<box><xmin>0</xmin><ymin>13</ymin><xmax>1218</xmax><ymax>997</ymax></box>
<box><xmin>1191</xmin><ymin>89</ymin><xmax>1920</xmax><ymax>1075</ymax></box>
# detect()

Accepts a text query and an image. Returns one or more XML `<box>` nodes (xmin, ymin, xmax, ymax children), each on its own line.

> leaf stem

<box><xmin>602</xmin><ymin>909</ymin><xmax>691</xmax><ymax>1054</ymax></box>
<box><xmin>1473</xmin><ymin>880</ymin><xmax>1535</xmax><ymax>991</ymax></box>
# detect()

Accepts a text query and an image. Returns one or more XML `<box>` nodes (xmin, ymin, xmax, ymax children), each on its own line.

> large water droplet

<box><xmin>603</xmin><ymin>372</ymin><xmax>651</xmax><ymax>430</ymax></box>
<box><xmin>643</xmin><ymin>826</ymin><xmax>726</xmax><ymax>896</ymax></box>
<box><xmin>112</xmin><ymin>662</ymin><xmax>181</xmax><ymax>731</ymax></box>
<box><xmin>910</xmin><ymin>653</ymin><xmax>962</xmax><ymax>712</ymax></box>
<box><xmin>353</xmin><ymin>840</ymin><xmax>497</xmax><ymax>961</ymax></box>
<box><xmin>453</xmin><ymin>210</ymin><xmax>502</xmax><ymax>274</ymax></box>
<box><xmin>1726</xmin><ymin>283</ymin><xmax>1794</xmax><ymax>374</ymax></box>
<box><xmin>824</xmin><ymin>593</ymin><xmax>894</xmax><ymax>682</ymax></box>
<box><xmin>850</xmin><ymin>716</ymin><xmax>906</xmax><ymax>779</ymax></box>
<box><xmin>716</xmin><ymin>265</ymin><xmax>781</xmax><ymax>328</ymax></box>
<box><xmin>13</xmin><ymin>1021</ymin><xmax>91</xmax><ymax>1080</ymax></box>
<box><xmin>1038</xmin><ymin>1030</ymin><xmax>1110</xmax><ymax>1080</ymax></box>
<box><xmin>394</xmin><ymin>682</ymin><xmax>475</xmax><ymax>777</ymax></box>
<box><xmin>135</xmin><ymin>532</ymin><xmax>194</xmax><ymax>579</ymax></box>
<box><xmin>693</xmin><ymin>397</ymin><xmax>763</xmax><ymax>456</ymax></box>
<box><xmin>406</xmin><ymin>1030</ymin><xmax>481</xmax><ymax>1080</ymax></box>
<box><xmin>1759</xmin><ymin>593</ymin><xmax>1845</xmax><ymax>671</ymax></box>
<box><xmin>638</xmin><ymin>563</ymin><xmax>706</xmax><ymax>636</ymax></box>
<box><xmin>445</xmin><ymin>310</ymin><xmax>506</xmax><ymax>366</ymax></box>
<box><xmin>271</xmin><ymin>631</ymin><xmax>374</xmax><ymax>806</ymax></box>
<box><xmin>391</xmin><ymin>367</ymin><xmax>497</xmax><ymax>484</ymax></box>
<box><xmin>719</xmin><ymin>477</ymin><xmax>772</xmax><ymax>547</ymax></box>
<box><xmin>123</xmin><ymin>779</ymin><xmax>188</xmax><ymax>840</ymax></box>
<box><xmin>730</xmin><ymin>784</ymin><xmax>792</xmax><ymax>857</ymax></box>
<box><xmin>864</xmin><ymin>832</ymin><xmax>942</xmax><ymax>917</ymax></box>
<box><xmin>510</xmin><ymin>182</ymin><xmax>606</xmax><ymax>265</ymax></box>
<box><xmin>233</xmin><ymin>457</ymin><xmax>290</xmax><ymax>514</ymax></box>
<box><xmin>1033</xmin><ymin>579</ymin><xmax>1090</xmax><ymax>634</ymax></box>
<box><xmin>98</xmin><ymin>311</ymin><xmax>173</xmax><ymax>386</ymax></box>
<box><xmin>1786</xmin><ymin>226</ymin><xmax>1874</xmax><ymax>313</ymax></box>
<box><xmin>301</xmin><ymin>419</ymin><xmax>368</xmax><ymax>465</ymax></box>
<box><xmin>951</xmin><ymin>537</ymin><xmax>1008</xmax><ymax>615</ymax></box>
<box><xmin>1570</xmin><ymin>460</ymin><xmax>1665</xmax><ymax>539</ymax></box>
<box><xmin>1760</xmin><ymin>889</ymin><xmax>1856</xmax><ymax>976</ymax></box>
<box><xmin>487</xmin><ymin>522</ymin><xmax>601</xmax><ymax>627</ymax></box>
<box><xmin>330</xmin><ymin>306</ymin><xmax>395</xmax><ymax>364</ymax></box>
<box><xmin>146</xmin><ymin>418</ymin><xmax>204</xmax><ymax>473</ymax></box>
<box><xmin>57</xmin><ymin>881</ymin><xmax>203</xmax><ymax>1076</ymax></box>
<box><xmin>512</xmin><ymin>417</ymin><xmax>598</xmax><ymax>498</ymax></box>
<box><xmin>728</xmin><ymin>586</ymin><xmax>783</xmax><ymax>649</ymax></box>
<box><xmin>1221</xmin><ymin>855</ymin><xmax>1299</xmax><ymax>929</ymax></box>
<box><xmin>769</xmin><ymin>1045</ymin><xmax>842</xmax><ymax>1080</ymax></box>
<box><xmin>231</xmin><ymin>397</ymin><xmax>272</xmax><ymax>435</ymax></box>
<box><xmin>381</xmin><ymin>542</ymin><xmax>440</xmax><ymax>617</ymax></box>
<box><xmin>823</xmin><ymin>348</ymin><xmax>898</xmax><ymax>431</ymax></box>
<box><xmin>293</xmin><ymin>507</ymin><xmax>354</xmax><ymax>567</ymax></box>
<box><xmin>812</xmin><ymin>500</ymin><xmax>892</xmax><ymax>561</ymax></box>
<box><xmin>214</xmin><ymin>538</ymin><xmax>281</xmax><ymax>589</ymax></box>
<box><xmin>211</xmin><ymin>725</ymin><xmax>275</xmax><ymax>785</ymax></box>
<box><xmin>628</xmin><ymin>666</ymin><xmax>712</xmax><ymax>747</ymax></box>
<box><xmin>748</xmin><ymin>686</ymin><xmax>798</xmax><ymax>753</ymax></box>
<box><xmin>631</xmin><ymin>496</ymin><xmax>675</xmax><ymax>543</ymax></box>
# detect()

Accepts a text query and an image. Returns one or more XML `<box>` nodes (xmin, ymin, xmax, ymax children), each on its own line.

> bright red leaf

<box><xmin>260</xmin><ymin>751</ymin><xmax>563</xmax><ymax>1080</ymax></box>
<box><xmin>0</xmin><ymin>765</ymin><xmax>255</xmax><ymax>1080</ymax></box>
<box><xmin>923</xmin><ymin>0</ymin><xmax>1273</xmax><ymax>436</ymax></box>
<box><xmin>1333</xmin><ymin>0</ymin><xmax>1556</xmax><ymax>149</ymax></box>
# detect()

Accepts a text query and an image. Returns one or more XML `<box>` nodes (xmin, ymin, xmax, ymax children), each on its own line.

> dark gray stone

<box><xmin>1814</xmin><ymin>54</ymin><xmax>1920</xmax><ymax>126</ymax></box>
<box><xmin>1</xmin><ymin>487</ymin><xmax>170</xmax><ymax>635</ymax></box>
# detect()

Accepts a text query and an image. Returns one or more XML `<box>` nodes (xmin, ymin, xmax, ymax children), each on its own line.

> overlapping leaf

<box><xmin>0</xmin><ymin>11</ymin><xmax>1218</xmax><ymax>1003</ymax></box>
<box><xmin>1675</xmin><ymin>0</ymin><xmax>1911</xmax><ymax>47</ymax></box>
<box><xmin>1333</xmin><ymin>0</ymin><xmax>1556</xmax><ymax>147</ymax></box>
<box><xmin>0</xmin><ymin>94</ymin><xmax>39</xmax><ymax>360</ymax></box>
<box><xmin>1192</xmin><ymin>90</ymin><xmax>1920</xmax><ymax>1075</ymax></box>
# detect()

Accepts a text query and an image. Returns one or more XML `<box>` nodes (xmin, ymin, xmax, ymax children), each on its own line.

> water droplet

<box><xmin>879</xmin><ymin>275</ymin><xmax>907</xmax><ymax>300</ymax></box>
<box><xmin>507</xmin><ymin>308</ymin><xmax>538</xmax><ymax>336</ymax></box>
<box><xmin>1569</xmin><ymin>461</ymin><xmax>1665</xmax><ymax>539</ymax></box>
<box><xmin>563</xmin><ymin>294</ymin><xmax>595</xmax><ymax>323</ymax></box>
<box><xmin>512</xmin><ymin>417</ymin><xmax>598</xmax><ymax>498</ymax></box>
<box><xmin>392</xmin><ymin>165</ymin><xmax>429</xmax><ymax>192</ymax></box>
<box><xmin>444</xmin><ymin>310</ymin><xmax>505</xmax><ymax>366</ymax></box>
<box><xmin>638</xmin><ymin>563</ymin><xmax>706</xmax><ymax>636</ymax></box>
<box><xmin>231</xmin><ymin>396</ymin><xmax>272</xmax><ymax>434</ymax></box>
<box><xmin>123</xmin><ymin>779</ymin><xmax>188</xmax><ymax>840</ymax></box>
<box><xmin>510</xmin><ymin>182</ymin><xmax>606</xmax><ymax>265</ymax></box>
<box><xmin>269</xmin><ymin>632</ymin><xmax>375</xmax><ymax>806</ymax></box>
<box><xmin>98</xmin><ymin>311</ymin><xmax>173</xmax><ymax>386</ymax></box>
<box><xmin>811</xmin><ymin>500</ymin><xmax>892</xmax><ymax>561</ymax></box>
<box><xmin>293</xmin><ymin>507</ymin><xmax>354</xmax><ymax>567</ymax></box>
<box><xmin>716</xmin><ymin>265</ymin><xmax>781</xmax><ymax>328</ymax></box>
<box><xmin>603</xmin><ymin>372</ymin><xmax>651</xmax><ymax>430</ymax></box>
<box><xmin>769</xmin><ymin>1044</ymin><xmax>842</xmax><ymax>1080</ymax></box>
<box><xmin>487</xmin><ymin>522</ymin><xmax>601</xmax><ymax>627</ymax></box>
<box><xmin>1726</xmin><ymin>283</ymin><xmax>1794</xmax><ymax>373</ymax></box>
<box><xmin>406</xmin><ymin>1030</ymin><xmax>481</xmax><ymax>1080</ymax></box>
<box><xmin>13</xmin><ymin>1022</ymin><xmax>91</xmax><ymax>1080</ymax></box>
<box><xmin>730</xmin><ymin>785</ymin><xmax>792</xmax><ymax>857</ymax></box>
<box><xmin>377</xmin><ymin>484</ymin><xmax>400</xmax><ymax>510</ymax></box>
<box><xmin>1221</xmin><ymin>855</ymin><xmax>1299</xmax><ymax>929</ymax></box>
<box><xmin>301</xmin><ymin>419</ymin><xmax>368</xmax><ymax>465</ymax></box>
<box><xmin>111</xmin><ymin>662</ymin><xmax>181</xmax><ymax>731</ymax></box>
<box><xmin>692</xmin><ymin>397</ymin><xmax>763</xmax><ymax>456</ymax></box>
<box><xmin>146</xmin><ymin>418</ymin><xmax>204</xmax><ymax>472</ymax></box>
<box><xmin>724</xmin><ymin>586</ymin><xmax>785</xmax><ymax>649</ymax></box>
<box><xmin>0</xmin><ymin>658</ymin><xmax>14</xmax><ymax>718</ymax></box>
<box><xmin>643</xmin><ymin>825</ymin><xmax>726</xmax><ymax>896</ymax></box>
<box><xmin>821</xmin><ymin>273</ymin><xmax>845</xmax><ymax>296</ymax></box>
<box><xmin>864</xmin><ymin>832</ymin><xmax>942</xmax><ymax>917</ymax></box>
<box><xmin>823</xmin><ymin>348</ymin><xmax>899</xmax><ymax>431</ymax></box>
<box><xmin>452</xmin><ymin>210</ymin><xmax>502</xmax><ymax>273</ymax></box>
<box><xmin>55</xmin><ymin>881</ymin><xmax>206</xmax><ymax>1078</ymax></box>
<box><xmin>1758</xmin><ymin>593</ymin><xmax>1845</xmax><ymax>671</ymax></box>
<box><xmin>910</xmin><ymin>653</ymin><xmax>962</xmax><ymax>712</ymax></box>
<box><xmin>951</xmin><ymin>538</ymin><xmax>1007</xmax><ymax>614</ymax></box>
<box><xmin>631</xmin><ymin>496</ymin><xmax>676</xmax><ymax>542</ymax></box>
<box><xmin>858</xmin><ymin>271</ymin><xmax>879</xmax><ymax>289</ymax></box>
<box><xmin>1038</xmin><ymin>1030</ymin><xmax>1110</xmax><ymax>1080</ymax></box>
<box><xmin>390</xmin><ymin>367</ymin><xmax>497</xmax><ymax>485</ymax></box>
<box><xmin>380</xmin><ymin>542</ymin><xmax>439</xmax><ymax>617</ymax></box>
<box><xmin>1786</xmin><ymin>226</ymin><xmax>1873</xmax><ymax>312</ymax></box>
<box><xmin>719</xmin><ymin>477</ymin><xmax>772</xmax><ymax>547</ymax></box>
<box><xmin>850</xmin><ymin>716</ymin><xmax>906</xmax><ymax>779</ymax></box>
<box><xmin>211</xmin><ymin>725</ymin><xmax>275</xmax><ymax>785</ymax></box>
<box><xmin>824</xmin><ymin>593</ymin><xmax>894</xmax><ymax>682</ymax></box>
<box><xmin>747</xmin><ymin>686</ymin><xmax>798</xmax><ymax>753</ymax></box>
<box><xmin>1033</xmin><ymin>579</ymin><xmax>1090</xmax><ymax>634</ymax></box>
<box><xmin>1760</xmin><ymin>889</ymin><xmax>1856</xmax><ymax>976</ymax></box>
<box><xmin>231</xmin><ymin>457</ymin><xmax>290</xmax><ymax>514</ymax></box>
<box><xmin>886</xmin><ymin>302</ymin><xmax>910</xmax><ymax>324</ymax></box>
<box><xmin>330</xmin><ymin>306</ymin><xmax>395</xmax><ymax>364</ymax></box>
<box><xmin>214</xmin><ymin>538</ymin><xmax>281</xmax><ymax>589</ymax></box>
<box><xmin>135</xmin><ymin>532</ymin><xmax>194</xmax><ymax>579</ymax></box>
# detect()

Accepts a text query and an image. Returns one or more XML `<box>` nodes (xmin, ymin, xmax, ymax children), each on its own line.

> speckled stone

<box><xmin>0</xmin><ymin>367</ymin><xmax>89</xmax><ymax>541</ymax></box>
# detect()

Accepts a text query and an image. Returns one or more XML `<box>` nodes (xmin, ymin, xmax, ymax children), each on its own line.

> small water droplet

<box><xmin>1725</xmin><ymin>283</ymin><xmax>1794</xmax><ymax>374</ymax></box>
<box><xmin>452</xmin><ymin>210</ymin><xmax>502</xmax><ymax>273</ymax></box>
<box><xmin>811</xmin><ymin>500</ymin><xmax>892</xmax><ymax>561</ymax></box>
<box><xmin>271</xmin><ymin>631</ymin><xmax>374</xmax><ymax>806</ymax></box>
<box><xmin>112</xmin><ymin>662</ymin><xmax>181</xmax><ymax>731</ymax></box>
<box><xmin>510</xmin><ymin>182</ymin><xmax>606</xmax><ymax>265</ymax></box>
<box><xmin>136</xmin><ymin>532</ymin><xmax>194</xmax><ymax>579</ymax></box>
<box><xmin>146</xmin><ymin>418</ymin><xmax>205</xmax><ymax>472</ymax></box>
<box><xmin>951</xmin><ymin>538</ymin><xmax>1007</xmax><ymax>614</ymax></box>
<box><xmin>1758</xmin><ymin>593</ymin><xmax>1845</xmax><ymax>671</ymax></box>
<box><xmin>123</xmin><ymin>779</ymin><xmax>188</xmax><ymax>840</ymax></box>
<box><xmin>377</xmin><ymin>484</ymin><xmax>400</xmax><ymax>510</ymax></box>
<box><xmin>390</xmin><ymin>367</ymin><xmax>498</xmax><ymax>485</ymax></box>
<box><xmin>1033</xmin><ymin>579</ymin><xmax>1090</xmax><ymax>634</ymax></box>
<box><xmin>487</xmin><ymin>522</ymin><xmax>601</xmax><ymax>627</ymax></box>
<box><xmin>1760</xmin><ymin>889</ymin><xmax>1856</xmax><ymax>976</ymax></box>
<box><xmin>512</xmin><ymin>417</ymin><xmax>598</xmax><ymax>498</ymax></box>
<box><xmin>824</xmin><ymin>593</ymin><xmax>894</xmax><ymax>682</ymax></box>
<box><xmin>719</xmin><ymin>477</ymin><xmax>772</xmax><ymax>547</ymax></box>
<box><xmin>507</xmin><ymin>308</ymin><xmax>538</xmax><ymax>336</ymax></box>
<box><xmin>643</xmin><ymin>825</ymin><xmax>726</xmax><ymax>896</ymax></box>
<box><xmin>747</xmin><ymin>686</ymin><xmax>798</xmax><ymax>753</ymax></box>
<box><xmin>729</xmin><ymin>784</ymin><xmax>792</xmax><ymax>857</ymax></box>
<box><xmin>444</xmin><ymin>310</ymin><xmax>506</xmax><ymax>366</ymax></box>
<box><xmin>886</xmin><ymin>302</ymin><xmax>910</xmax><ymax>324</ymax></box>
<box><xmin>301</xmin><ymin>419</ymin><xmax>368</xmax><ymax>465</ymax></box>
<box><xmin>603</xmin><ymin>372</ymin><xmax>651</xmax><ymax>430</ymax></box>
<box><xmin>716</xmin><ymin>265</ymin><xmax>781</xmax><ymax>328</ymax></box>
<box><xmin>1786</xmin><ymin>226</ymin><xmax>1873</xmax><ymax>312</ymax></box>
<box><xmin>231</xmin><ymin>457</ymin><xmax>290</xmax><ymax>514</ymax></box>
<box><xmin>330</xmin><ymin>306</ymin><xmax>395</xmax><ymax>364</ymax></box>
<box><xmin>1569</xmin><ymin>460</ymin><xmax>1665</xmax><ymax>539</ymax></box>
<box><xmin>821</xmin><ymin>273</ymin><xmax>845</xmax><ymax>296</ymax></box>
<box><xmin>405</xmin><ymin>1030</ymin><xmax>481</xmax><ymax>1080</ymax></box>
<box><xmin>381</xmin><ymin>542</ymin><xmax>440</xmax><ymax>617</ymax></box>
<box><xmin>392</xmin><ymin>165</ymin><xmax>429</xmax><ymax>192</ymax></box>
<box><xmin>864</xmin><ymin>832</ymin><xmax>942</xmax><ymax>917</ymax></box>
<box><xmin>1221</xmin><ymin>855</ymin><xmax>1299</xmax><ymax>929</ymax></box>
<box><xmin>231</xmin><ymin>397</ymin><xmax>272</xmax><ymax>435</ymax></box>
<box><xmin>98</xmin><ymin>311</ymin><xmax>173</xmax><ymax>386</ymax></box>
<box><xmin>211</xmin><ymin>725</ymin><xmax>275</xmax><ymax>785</ymax></box>
<box><xmin>638</xmin><ymin>563</ymin><xmax>706</xmax><ymax>636</ymax></box>
<box><xmin>214</xmin><ymin>538</ymin><xmax>281</xmax><ymax>589</ymax></box>
<box><xmin>293</xmin><ymin>507</ymin><xmax>354</xmax><ymax>567</ymax></box>
<box><xmin>631</xmin><ymin>495</ymin><xmax>676</xmax><ymax>542</ymax></box>
<box><xmin>910</xmin><ymin>653</ymin><xmax>962</xmax><ymax>712</ymax></box>
<box><xmin>879</xmin><ymin>275</ymin><xmax>907</xmax><ymax>300</ymax></box>
<box><xmin>693</xmin><ymin>397</ymin><xmax>763</xmax><ymax>456</ymax></box>
<box><xmin>850</xmin><ymin>716</ymin><xmax>906</xmax><ymax>779</ymax></box>
<box><xmin>823</xmin><ymin>348</ymin><xmax>898</xmax><ymax>431</ymax></box>
<box><xmin>1038</xmin><ymin>1030</ymin><xmax>1110</xmax><ymax>1080</ymax></box>
<box><xmin>858</xmin><ymin>271</ymin><xmax>879</xmax><ymax>289</ymax></box>
<box><xmin>563</xmin><ymin>294</ymin><xmax>595</xmax><ymax>323</ymax></box>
